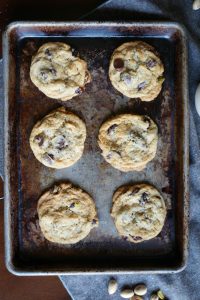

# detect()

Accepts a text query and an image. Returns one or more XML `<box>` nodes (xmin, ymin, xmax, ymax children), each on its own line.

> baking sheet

<box><xmin>4</xmin><ymin>22</ymin><xmax>189</xmax><ymax>275</ymax></box>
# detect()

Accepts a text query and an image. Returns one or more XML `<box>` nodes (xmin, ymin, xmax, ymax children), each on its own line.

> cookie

<box><xmin>30</xmin><ymin>42</ymin><xmax>91</xmax><ymax>101</ymax></box>
<box><xmin>111</xmin><ymin>184</ymin><xmax>166</xmax><ymax>243</ymax></box>
<box><xmin>37</xmin><ymin>183</ymin><xmax>98</xmax><ymax>244</ymax></box>
<box><xmin>29</xmin><ymin>107</ymin><xmax>86</xmax><ymax>169</ymax></box>
<box><xmin>109</xmin><ymin>41</ymin><xmax>164</xmax><ymax>101</ymax></box>
<box><xmin>98</xmin><ymin>114</ymin><xmax>158</xmax><ymax>172</ymax></box>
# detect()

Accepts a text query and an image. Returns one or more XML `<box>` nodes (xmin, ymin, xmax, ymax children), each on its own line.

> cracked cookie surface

<box><xmin>37</xmin><ymin>183</ymin><xmax>98</xmax><ymax>244</ymax></box>
<box><xmin>98</xmin><ymin>114</ymin><xmax>158</xmax><ymax>172</ymax></box>
<box><xmin>30</xmin><ymin>42</ymin><xmax>91</xmax><ymax>101</ymax></box>
<box><xmin>111</xmin><ymin>184</ymin><xmax>166</xmax><ymax>243</ymax></box>
<box><xmin>29</xmin><ymin>107</ymin><xmax>86</xmax><ymax>169</ymax></box>
<box><xmin>109</xmin><ymin>41</ymin><xmax>164</xmax><ymax>101</ymax></box>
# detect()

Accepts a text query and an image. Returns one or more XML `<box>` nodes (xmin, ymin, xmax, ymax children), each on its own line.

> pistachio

<box><xmin>120</xmin><ymin>288</ymin><xmax>134</xmax><ymax>298</ymax></box>
<box><xmin>157</xmin><ymin>290</ymin><xmax>165</xmax><ymax>299</ymax></box>
<box><xmin>134</xmin><ymin>284</ymin><xmax>147</xmax><ymax>296</ymax></box>
<box><xmin>150</xmin><ymin>294</ymin><xmax>159</xmax><ymax>300</ymax></box>
<box><xmin>108</xmin><ymin>278</ymin><xmax>118</xmax><ymax>295</ymax></box>
<box><xmin>131</xmin><ymin>296</ymin><xmax>143</xmax><ymax>300</ymax></box>
<box><xmin>193</xmin><ymin>0</ymin><xmax>200</xmax><ymax>10</ymax></box>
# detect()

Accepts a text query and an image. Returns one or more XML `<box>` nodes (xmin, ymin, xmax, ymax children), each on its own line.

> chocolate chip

<box><xmin>129</xmin><ymin>187</ymin><xmax>139</xmax><ymax>196</ymax></box>
<box><xmin>43</xmin><ymin>153</ymin><xmax>54</xmax><ymax>164</ymax></box>
<box><xmin>107</xmin><ymin>124</ymin><xmax>118</xmax><ymax>135</ymax></box>
<box><xmin>57</xmin><ymin>138</ymin><xmax>66</xmax><ymax>150</ymax></box>
<box><xmin>40</xmin><ymin>71</ymin><xmax>48</xmax><ymax>80</ymax></box>
<box><xmin>146</xmin><ymin>59</ymin><xmax>157</xmax><ymax>68</ymax></box>
<box><xmin>130</xmin><ymin>235</ymin><xmax>142</xmax><ymax>241</ymax></box>
<box><xmin>121</xmin><ymin>73</ymin><xmax>132</xmax><ymax>85</ymax></box>
<box><xmin>50</xmin><ymin>68</ymin><xmax>57</xmax><ymax>76</ymax></box>
<box><xmin>75</xmin><ymin>87</ymin><xmax>84</xmax><ymax>95</ymax></box>
<box><xmin>92</xmin><ymin>219</ymin><xmax>97</xmax><ymax>225</ymax></box>
<box><xmin>71</xmin><ymin>48</ymin><xmax>79</xmax><ymax>57</ymax></box>
<box><xmin>137</xmin><ymin>81</ymin><xmax>146</xmax><ymax>91</ymax></box>
<box><xmin>34</xmin><ymin>133</ymin><xmax>44</xmax><ymax>146</ymax></box>
<box><xmin>45</xmin><ymin>49</ymin><xmax>52</xmax><ymax>57</ymax></box>
<box><xmin>113</xmin><ymin>58</ymin><xmax>124</xmax><ymax>71</ymax></box>
<box><xmin>139</xmin><ymin>192</ymin><xmax>149</xmax><ymax>206</ymax></box>
<box><xmin>69</xmin><ymin>202</ymin><xmax>75</xmax><ymax>208</ymax></box>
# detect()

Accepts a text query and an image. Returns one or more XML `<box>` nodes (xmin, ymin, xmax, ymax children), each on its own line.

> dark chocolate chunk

<box><xmin>75</xmin><ymin>87</ymin><xmax>84</xmax><ymax>95</ymax></box>
<box><xmin>71</xmin><ymin>48</ymin><xmax>79</xmax><ymax>57</ymax></box>
<box><xmin>57</xmin><ymin>138</ymin><xmax>66</xmax><ymax>150</ymax></box>
<box><xmin>40</xmin><ymin>71</ymin><xmax>48</xmax><ymax>80</ymax></box>
<box><xmin>146</xmin><ymin>59</ymin><xmax>157</xmax><ymax>68</ymax></box>
<box><xmin>107</xmin><ymin>124</ymin><xmax>118</xmax><ymax>135</ymax></box>
<box><xmin>130</xmin><ymin>235</ymin><xmax>142</xmax><ymax>241</ymax></box>
<box><xmin>137</xmin><ymin>81</ymin><xmax>146</xmax><ymax>91</ymax></box>
<box><xmin>139</xmin><ymin>192</ymin><xmax>149</xmax><ymax>206</ymax></box>
<box><xmin>69</xmin><ymin>202</ymin><xmax>75</xmax><ymax>208</ymax></box>
<box><xmin>45</xmin><ymin>49</ymin><xmax>52</xmax><ymax>57</ymax></box>
<box><xmin>113</xmin><ymin>58</ymin><xmax>124</xmax><ymax>71</ymax></box>
<box><xmin>34</xmin><ymin>133</ymin><xmax>44</xmax><ymax>146</ymax></box>
<box><xmin>50</xmin><ymin>68</ymin><xmax>57</xmax><ymax>76</ymax></box>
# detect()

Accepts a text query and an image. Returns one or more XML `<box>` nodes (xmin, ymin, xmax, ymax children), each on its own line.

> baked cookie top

<box><xmin>29</xmin><ymin>107</ymin><xmax>86</xmax><ymax>169</ymax></box>
<box><xmin>37</xmin><ymin>183</ymin><xmax>98</xmax><ymax>244</ymax></box>
<box><xmin>109</xmin><ymin>41</ymin><xmax>164</xmax><ymax>101</ymax></box>
<box><xmin>98</xmin><ymin>114</ymin><xmax>158</xmax><ymax>172</ymax></box>
<box><xmin>30</xmin><ymin>42</ymin><xmax>91</xmax><ymax>101</ymax></box>
<box><xmin>111</xmin><ymin>184</ymin><xmax>166</xmax><ymax>243</ymax></box>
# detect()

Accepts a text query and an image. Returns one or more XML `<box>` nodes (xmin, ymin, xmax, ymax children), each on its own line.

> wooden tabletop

<box><xmin>0</xmin><ymin>1</ymin><xmax>105</xmax><ymax>299</ymax></box>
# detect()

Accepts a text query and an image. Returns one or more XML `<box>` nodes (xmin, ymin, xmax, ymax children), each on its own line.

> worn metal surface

<box><xmin>4</xmin><ymin>22</ymin><xmax>189</xmax><ymax>275</ymax></box>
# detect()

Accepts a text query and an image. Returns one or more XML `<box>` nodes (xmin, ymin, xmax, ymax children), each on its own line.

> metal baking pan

<box><xmin>3</xmin><ymin>21</ymin><xmax>189</xmax><ymax>275</ymax></box>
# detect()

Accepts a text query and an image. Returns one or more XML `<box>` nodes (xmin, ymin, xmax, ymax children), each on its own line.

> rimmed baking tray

<box><xmin>3</xmin><ymin>21</ymin><xmax>189</xmax><ymax>275</ymax></box>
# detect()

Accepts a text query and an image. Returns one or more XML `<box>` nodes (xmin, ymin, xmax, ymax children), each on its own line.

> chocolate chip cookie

<box><xmin>109</xmin><ymin>41</ymin><xmax>164</xmax><ymax>101</ymax></box>
<box><xmin>98</xmin><ymin>114</ymin><xmax>158</xmax><ymax>172</ymax></box>
<box><xmin>30</xmin><ymin>42</ymin><xmax>91</xmax><ymax>101</ymax></box>
<box><xmin>37</xmin><ymin>183</ymin><xmax>98</xmax><ymax>244</ymax></box>
<box><xmin>111</xmin><ymin>184</ymin><xmax>166</xmax><ymax>243</ymax></box>
<box><xmin>29</xmin><ymin>107</ymin><xmax>86</xmax><ymax>168</ymax></box>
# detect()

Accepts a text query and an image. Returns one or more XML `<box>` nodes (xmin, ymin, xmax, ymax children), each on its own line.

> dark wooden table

<box><xmin>0</xmin><ymin>1</ymin><xmax>105</xmax><ymax>299</ymax></box>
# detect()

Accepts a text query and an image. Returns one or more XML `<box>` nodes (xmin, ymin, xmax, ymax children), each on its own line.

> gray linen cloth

<box><xmin>60</xmin><ymin>1</ymin><xmax>200</xmax><ymax>299</ymax></box>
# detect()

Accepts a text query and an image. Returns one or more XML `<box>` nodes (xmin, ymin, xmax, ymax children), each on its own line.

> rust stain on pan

<box><xmin>4</xmin><ymin>22</ymin><xmax>189</xmax><ymax>275</ymax></box>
